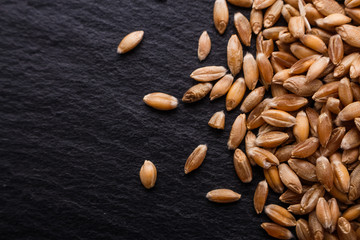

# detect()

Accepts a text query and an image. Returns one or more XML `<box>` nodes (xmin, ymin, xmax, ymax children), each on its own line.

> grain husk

<box><xmin>278</xmin><ymin>31</ymin><xmax>297</xmax><ymax>44</ymax></box>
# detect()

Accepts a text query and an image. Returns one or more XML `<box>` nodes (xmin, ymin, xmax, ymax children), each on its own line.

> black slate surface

<box><xmin>0</xmin><ymin>1</ymin><xmax>290</xmax><ymax>239</ymax></box>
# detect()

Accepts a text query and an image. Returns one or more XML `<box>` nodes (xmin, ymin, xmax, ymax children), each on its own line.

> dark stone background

<box><xmin>0</xmin><ymin>0</ymin><xmax>290</xmax><ymax>239</ymax></box>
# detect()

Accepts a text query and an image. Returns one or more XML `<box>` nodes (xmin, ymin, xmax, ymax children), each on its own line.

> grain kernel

<box><xmin>184</xmin><ymin>144</ymin><xmax>207</xmax><ymax>174</ymax></box>
<box><xmin>254</xmin><ymin>180</ymin><xmax>268</xmax><ymax>214</ymax></box>
<box><xmin>208</xmin><ymin>111</ymin><xmax>225</xmax><ymax>130</ymax></box>
<box><xmin>213</xmin><ymin>0</ymin><xmax>229</xmax><ymax>35</ymax></box>
<box><xmin>143</xmin><ymin>92</ymin><xmax>178</xmax><ymax>110</ymax></box>
<box><xmin>206</xmin><ymin>189</ymin><xmax>241</xmax><ymax>203</ymax></box>
<box><xmin>139</xmin><ymin>160</ymin><xmax>157</xmax><ymax>189</ymax></box>
<box><xmin>234</xmin><ymin>12</ymin><xmax>251</xmax><ymax>46</ymax></box>
<box><xmin>198</xmin><ymin>31</ymin><xmax>211</xmax><ymax>61</ymax></box>
<box><xmin>227</xmin><ymin>35</ymin><xmax>243</xmax><ymax>76</ymax></box>
<box><xmin>226</xmin><ymin>77</ymin><xmax>246</xmax><ymax>111</ymax></box>
<box><xmin>117</xmin><ymin>30</ymin><xmax>144</xmax><ymax>54</ymax></box>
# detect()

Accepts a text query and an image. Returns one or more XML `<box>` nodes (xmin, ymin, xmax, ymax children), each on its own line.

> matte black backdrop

<box><xmin>1</xmin><ymin>1</ymin><xmax>289</xmax><ymax>239</ymax></box>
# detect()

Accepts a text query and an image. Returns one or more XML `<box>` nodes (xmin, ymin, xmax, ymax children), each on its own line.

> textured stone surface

<box><xmin>1</xmin><ymin>1</ymin><xmax>285</xmax><ymax>239</ymax></box>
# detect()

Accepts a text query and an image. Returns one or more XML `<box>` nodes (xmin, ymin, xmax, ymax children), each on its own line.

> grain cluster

<box><xmin>133</xmin><ymin>0</ymin><xmax>360</xmax><ymax>238</ymax></box>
